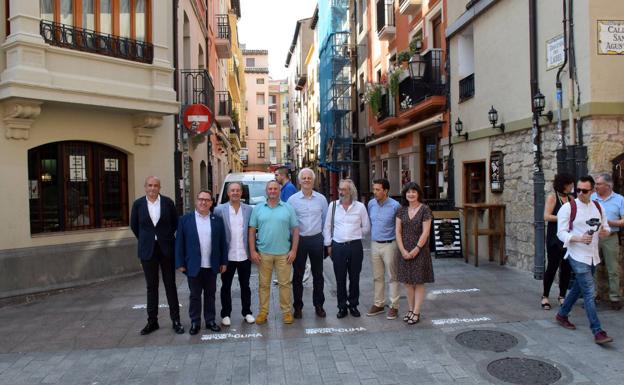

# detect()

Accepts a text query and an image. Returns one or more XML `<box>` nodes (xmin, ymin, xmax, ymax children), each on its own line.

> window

<box><xmin>464</xmin><ymin>161</ymin><xmax>486</xmax><ymax>204</ymax></box>
<box><xmin>257</xmin><ymin>142</ymin><xmax>265</xmax><ymax>158</ymax></box>
<box><xmin>269</xmin><ymin>95</ymin><xmax>277</xmax><ymax>105</ymax></box>
<box><xmin>257</xmin><ymin>117</ymin><xmax>264</xmax><ymax>130</ymax></box>
<box><xmin>269</xmin><ymin>112</ymin><xmax>276</xmax><ymax>125</ymax></box>
<box><xmin>28</xmin><ymin>141</ymin><xmax>129</xmax><ymax>234</ymax></box>
<box><xmin>256</xmin><ymin>78</ymin><xmax>264</xmax><ymax>84</ymax></box>
<box><xmin>246</xmin><ymin>57</ymin><xmax>255</xmax><ymax>67</ymax></box>
<box><xmin>40</xmin><ymin>0</ymin><xmax>151</xmax><ymax>42</ymax></box>
<box><xmin>256</xmin><ymin>93</ymin><xmax>265</xmax><ymax>105</ymax></box>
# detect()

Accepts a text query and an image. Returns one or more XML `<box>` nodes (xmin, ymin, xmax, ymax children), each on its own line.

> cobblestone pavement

<box><xmin>1</xmin><ymin>244</ymin><xmax>623</xmax><ymax>385</ymax></box>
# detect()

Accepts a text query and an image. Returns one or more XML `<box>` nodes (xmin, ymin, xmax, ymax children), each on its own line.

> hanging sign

<box><xmin>183</xmin><ymin>104</ymin><xmax>213</xmax><ymax>134</ymax></box>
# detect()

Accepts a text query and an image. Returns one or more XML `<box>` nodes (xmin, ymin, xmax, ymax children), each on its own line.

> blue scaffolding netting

<box><xmin>318</xmin><ymin>0</ymin><xmax>352</xmax><ymax>173</ymax></box>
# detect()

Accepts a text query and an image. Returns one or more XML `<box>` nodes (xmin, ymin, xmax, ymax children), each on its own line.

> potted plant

<box><xmin>388</xmin><ymin>67</ymin><xmax>404</xmax><ymax>96</ymax></box>
<box><xmin>363</xmin><ymin>83</ymin><xmax>383</xmax><ymax>117</ymax></box>
<box><xmin>409</xmin><ymin>37</ymin><xmax>422</xmax><ymax>55</ymax></box>
<box><xmin>397</xmin><ymin>51</ymin><xmax>411</xmax><ymax>67</ymax></box>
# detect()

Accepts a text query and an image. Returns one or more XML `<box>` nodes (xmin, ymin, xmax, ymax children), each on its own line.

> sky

<box><xmin>237</xmin><ymin>0</ymin><xmax>317</xmax><ymax>80</ymax></box>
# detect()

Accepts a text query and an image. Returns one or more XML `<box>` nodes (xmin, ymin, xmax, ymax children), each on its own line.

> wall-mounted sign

<box><xmin>490</xmin><ymin>151</ymin><xmax>504</xmax><ymax>193</ymax></box>
<box><xmin>598</xmin><ymin>20</ymin><xmax>624</xmax><ymax>55</ymax></box>
<box><xmin>546</xmin><ymin>35</ymin><xmax>565</xmax><ymax>70</ymax></box>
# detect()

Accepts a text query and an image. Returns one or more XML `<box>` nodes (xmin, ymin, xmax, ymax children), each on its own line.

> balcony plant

<box><xmin>388</xmin><ymin>67</ymin><xmax>405</xmax><ymax>96</ymax></box>
<box><xmin>363</xmin><ymin>82</ymin><xmax>384</xmax><ymax>117</ymax></box>
<box><xmin>409</xmin><ymin>37</ymin><xmax>422</xmax><ymax>55</ymax></box>
<box><xmin>231</xmin><ymin>108</ymin><xmax>239</xmax><ymax>125</ymax></box>
<box><xmin>397</xmin><ymin>50</ymin><xmax>411</xmax><ymax>67</ymax></box>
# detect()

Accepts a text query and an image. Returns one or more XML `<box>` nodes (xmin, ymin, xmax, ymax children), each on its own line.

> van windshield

<box><xmin>221</xmin><ymin>181</ymin><xmax>268</xmax><ymax>206</ymax></box>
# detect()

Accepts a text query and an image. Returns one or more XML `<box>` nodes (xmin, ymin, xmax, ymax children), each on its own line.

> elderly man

<box><xmin>323</xmin><ymin>179</ymin><xmax>370</xmax><ymax>318</ymax></box>
<box><xmin>175</xmin><ymin>191</ymin><xmax>228</xmax><ymax>335</ymax></box>
<box><xmin>556</xmin><ymin>175</ymin><xmax>613</xmax><ymax>344</ymax></box>
<box><xmin>214</xmin><ymin>182</ymin><xmax>255</xmax><ymax>325</ymax></box>
<box><xmin>367</xmin><ymin>178</ymin><xmax>401</xmax><ymax>320</ymax></box>
<box><xmin>592</xmin><ymin>173</ymin><xmax>624</xmax><ymax>310</ymax></box>
<box><xmin>130</xmin><ymin>176</ymin><xmax>184</xmax><ymax>335</ymax></box>
<box><xmin>287</xmin><ymin>168</ymin><xmax>329</xmax><ymax>318</ymax></box>
<box><xmin>249</xmin><ymin>180</ymin><xmax>300</xmax><ymax>324</ymax></box>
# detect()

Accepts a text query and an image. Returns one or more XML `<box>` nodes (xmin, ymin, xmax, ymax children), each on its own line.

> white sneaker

<box><xmin>244</xmin><ymin>314</ymin><xmax>255</xmax><ymax>324</ymax></box>
<box><xmin>221</xmin><ymin>316</ymin><xmax>231</xmax><ymax>326</ymax></box>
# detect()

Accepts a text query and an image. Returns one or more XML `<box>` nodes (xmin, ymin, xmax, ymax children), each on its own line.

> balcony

<box><xmin>215</xmin><ymin>14</ymin><xmax>232</xmax><ymax>59</ymax></box>
<box><xmin>295</xmin><ymin>73</ymin><xmax>307</xmax><ymax>91</ymax></box>
<box><xmin>398</xmin><ymin>49</ymin><xmax>446</xmax><ymax>112</ymax></box>
<box><xmin>40</xmin><ymin>20</ymin><xmax>153</xmax><ymax>64</ymax></box>
<box><xmin>459</xmin><ymin>73</ymin><xmax>475</xmax><ymax>102</ymax></box>
<box><xmin>216</xmin><ymin>91</ymin><xmax>233</xmax><ymax>128</ymax></box>
<box><xmin>376</xmin><ymin>0</ymin><xmax>396</xmax><ymax>41</ymax></box>
<box><xmin>399</xmin><ymin>0</ymin><xmax>422</xmax><ymax>15</ymax></box>
<box><xmin>180</xmin><ymin>70</ymin><xmax>215</xmax><ymax>112</ymax></box>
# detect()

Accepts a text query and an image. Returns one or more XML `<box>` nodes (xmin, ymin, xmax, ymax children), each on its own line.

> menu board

<box><xmin>433</xmin><ymin>211</ymin><xmax>462</xmax><ymax>258</ymax></box>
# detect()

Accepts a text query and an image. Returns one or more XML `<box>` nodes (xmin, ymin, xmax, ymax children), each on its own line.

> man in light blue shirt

<box><xmin>367</xmin><ymin>178</ymin><xmax>401</xmax><ymax>320</ymax></box>
<box><xmin>249</xmin><ymin>180</ymin><xmax>300</xmax><ymax>324</ymax></box>
<box><xmin>287</xmin><ymin>168</ymin><xmax>329</xmax><ymax>318</ymax></box>
<box><xmin>592</xmin><ymin>173</ymin><xmax>624</xmax><ymax>309</ymax></box>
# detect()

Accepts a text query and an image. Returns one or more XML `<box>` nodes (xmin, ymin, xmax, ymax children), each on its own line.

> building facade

<box><xmin>242</xmin><ymin>49</ymin><xmax>270</xmax><ymax>171</ymax></box>
<box><xmin>0</xmin><ymin>0</ymin><xmax>178</xmax><ymax>297</ymax></box>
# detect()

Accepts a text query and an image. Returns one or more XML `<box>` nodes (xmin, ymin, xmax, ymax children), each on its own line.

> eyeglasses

<box><xmin>576</xmin><ymin>188</ymin><xmax>592</xmax><ymax>194</ymax></box>
<box><xmin>197</xmin><ymin>198</ymin><xmax>212</xmax><ymax>202</ymax></box>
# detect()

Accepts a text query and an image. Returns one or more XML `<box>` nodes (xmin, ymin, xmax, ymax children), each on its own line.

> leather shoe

<box><xmin>337</xmin><ymin>308</ymin><xmax>348</xmax><ymax>318</ymax></box>
<box><xmin>189</xmin><ymin>323</ymin><xmax>200</xmax><ymax>335</ymax></box>
<box><xmin>172</xmin><ymin>320</ymin><xmax>184</xmax><ymax>334</ymax></box>
<box><xmin>349</xmin><ymin>306</ymin><xmax>361</xmax><ymax>317</ymax></box>
<box><xmin>293</xmin><ymin>308</ymin><xmax>303</xmax><ymax>319</ymax></box>
<box><xmin>206</xmin><ymin>321</ymin><xmax>221</xmax><ymax>332</ymax></box>
<box><xmin>140</xmin><ymin>321</ymin><xmax>159</xmax><ymax>335</ymax></box>
<box><xmin>315</xmin><ymin>306</ymin><xmax>326</xmax><ymax>318</ymax></box>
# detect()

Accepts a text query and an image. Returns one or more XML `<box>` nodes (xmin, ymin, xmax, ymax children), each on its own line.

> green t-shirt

<box><xmin>249</xmin><ymin>201</ymin><xmax>298</xmax><ymax>255</ymax></box>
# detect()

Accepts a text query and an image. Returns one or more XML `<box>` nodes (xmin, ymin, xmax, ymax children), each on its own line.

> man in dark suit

<box><xmin>176</xmin><ymin>190</ymin><xmax>228</xmax><ymax>335</ymax></box>
<box><xmin>213</xmin><ymin>182</ymin><xmax>255</xmax><ymax>326</ymax></box>
<box><xmin>130</xmin><ymin>176</ymin><xmax>184</xmax><ymax>335</ymax></box>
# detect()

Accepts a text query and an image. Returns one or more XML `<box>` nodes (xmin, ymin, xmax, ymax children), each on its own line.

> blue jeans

<box><xmin>558</xmin><ymin>258</ymin><xmax>602</xmax><ymax>334</ymax></box>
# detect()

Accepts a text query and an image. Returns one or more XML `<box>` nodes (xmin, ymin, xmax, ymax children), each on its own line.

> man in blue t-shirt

<box><xmin>275</xmin><ymin>166</ymin><xmax>297</xmax><ymax>202</ymax></box>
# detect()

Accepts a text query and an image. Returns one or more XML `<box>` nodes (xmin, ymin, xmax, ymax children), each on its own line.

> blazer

<box><xmin>175</xmin><ymin>212</ymin><xmax>228</xmax><ymax>278</ymax></box>
<box><xmin>130</xmin><ymin>195</ymin><xmax>178</xmax><ymax>261</ymax></box>
<box><xmin>213</xmin><ymin>202</ymin><xmax>253</xmax><ymax>260</ymax></box>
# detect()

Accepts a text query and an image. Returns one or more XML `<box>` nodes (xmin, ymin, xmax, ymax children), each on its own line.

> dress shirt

<box><xmin>195</xmin><ymin>211</ymin><xmax>212</xmax><ymax>268</ymax></box>
<box><xmin>591</xmin><ymin>191</ymin><xmax>624</xmax><ymax>233</ymax></box>
<box><xmin>557</xmin><ymin>199</ymin><xmax>610</xmax><ymax>266</ymax></box>
<box><xmin>228</xmin><ymin>204</ymin><xmax>247</xmax><ymax>262</ymax></box>
<box><xmin>368</xmin><ymin>197</ymin><xmax>400</xmax><ymax>241</ymax></box>
<box><xmin>287</xmin><ymin>190</ymin><xmax>329</xmax><ymax>236</ymax></box>
<box><xmin>147</xmin><ymin>195</ymin><xmax>160</xmax><ymax>239</ymax></box>
<box><xmin>323</xmin><ymin>200</ymin><xmax>371</xmax><ymax>246</ymax></box>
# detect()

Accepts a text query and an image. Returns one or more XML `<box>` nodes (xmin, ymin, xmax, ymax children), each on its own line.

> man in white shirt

<box><xmin>323</xmin><ymin>179</ymin><xmax>370</xmax><ymax>318</ymax></box>
<box><xmin>556</xmin><ymin>175</ymin><xmax>613</xmax><ymax>344</ymax></box>
<box><xmin>175</xmin><ymin>191</ymin><xmax>228</xmax><ymax>335</ymax></box>
<box><xmin>214</xmin><ymin>182</ymin><xmax>255</xmax><ymax>326</ymax></box>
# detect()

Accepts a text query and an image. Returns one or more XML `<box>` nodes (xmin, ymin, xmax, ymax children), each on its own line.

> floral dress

<box><xmin>396</xmin><ymin>205</ymin><xmax>434</xmax><ymax>284</ymax></box>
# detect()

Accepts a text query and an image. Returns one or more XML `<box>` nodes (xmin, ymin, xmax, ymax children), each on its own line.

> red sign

<box><xmin>182</xmin><ymin>104</ymin><xmax>213</xmax><ymax>134</ymax></box>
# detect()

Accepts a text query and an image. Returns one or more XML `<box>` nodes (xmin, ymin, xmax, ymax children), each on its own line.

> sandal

<box><xmin>407</xmin><ymin>313</ymin><xmax>420</xmax><ymax>325</ymax></box>
<box><xmin>541</xmin><ymin>296</ymin><xmax>551</xmax><ymax>310</ymax></box>
<box><xmin>558</xmin><ymin>296</ymin><xmax>565</xmax><ymax>306</ymax></box>
<box><xmin>403</xmin><ymin>311</ymin><xmax>413</xmax><ymax>322</ymax></box>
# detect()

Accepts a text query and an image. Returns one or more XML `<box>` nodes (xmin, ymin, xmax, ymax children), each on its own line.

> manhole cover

<box><xmin>487</xmin><ymin>357</ymin><xmax>562</xmax><ymax>385</ymax></box>
<box><xmin>455</xmin><ymin>330</ymin><xmax>518</xmax><ymax>352</ymax></box>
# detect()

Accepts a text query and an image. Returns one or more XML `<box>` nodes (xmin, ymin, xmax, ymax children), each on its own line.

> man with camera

<box><xmin>555</xmin><ymin>175</ymin><xmax>613</xmax><ymax>344</ymax></box>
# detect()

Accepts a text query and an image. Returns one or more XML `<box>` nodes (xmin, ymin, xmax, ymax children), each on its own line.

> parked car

<box><xmin>217</xmin><ymin>172</ymin><xmax>276</xmax><ymax>206</ymax></box>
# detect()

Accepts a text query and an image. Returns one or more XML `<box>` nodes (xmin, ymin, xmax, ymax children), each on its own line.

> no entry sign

<box><xmin>183</xmin><ymin>104</ymin><xmax>213</xmax><ymax>134</ymax></box>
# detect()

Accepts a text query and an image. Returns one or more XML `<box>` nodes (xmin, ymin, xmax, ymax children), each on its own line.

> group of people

<box><xmin>542</xmin><ymin>173</ymin><xmax>622</xmax><ymax>345</ymax></box>
<box><xmin>130</xmin><ymin>168</ymin><xmax>435</xmax><ymax>335</ymax></box>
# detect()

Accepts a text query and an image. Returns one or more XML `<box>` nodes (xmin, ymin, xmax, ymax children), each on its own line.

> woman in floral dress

<box><xmin>395</xmin><ymin>182</ymin><xmax>434</xmax><ymax>325</ymax></box>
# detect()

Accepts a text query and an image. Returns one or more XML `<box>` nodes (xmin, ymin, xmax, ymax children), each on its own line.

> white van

<box><xmin>217</xmin><ymin>172</ymin><xmax>276</xmax><ymax>207</ymax></box>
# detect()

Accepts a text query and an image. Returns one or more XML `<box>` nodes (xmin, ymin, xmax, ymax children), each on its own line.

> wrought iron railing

<box><xmin>459</xmin><ymin>73</ymin><xmax>475</xmax><ymax>102</ymax></box>
<box><xmin>180</xmin><ymin>70</ymin><xmax>215</xmax><ymax>112</ymax></box>
<box><xmin>40</xmin><ymin>20</ymin><xmax>153</xmax><ymax>64</ymax></box>
<box><xmin>217</xmin><ymin>91</ymin><xmax>232</xmax><ymax>117</ymax></box>
<box><xmin>398</xmin><ymin>49</ymin><xmax>446</xmax><ymax>112</ymax></box>
<box><xmin>216</xmin><ymin>14</ymin><xmax>231</xmax><ymax>41</ymax></box>
<box><xmin>376</xmin><ymin>0</ymin><xmax>396</xmax><ymax>33</ymax></box>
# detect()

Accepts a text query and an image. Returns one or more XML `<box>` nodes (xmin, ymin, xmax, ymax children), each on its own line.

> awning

<box><xmin>365</xmin><ymin>114</ymin><xmax>444</xmax><ymax>147</ymax></box>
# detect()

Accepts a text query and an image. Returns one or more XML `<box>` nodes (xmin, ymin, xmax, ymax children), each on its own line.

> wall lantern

<box><xmin>532</xmin><ymin>90</ymin><xmax>553</xmax><ymax>122</ymax></box>
<box><xmin>488</xmin><ymin>105</ymin><xmax>505</xmax><ymax>132</ymax></box>
<box><xmin>408</xmin><ymin>54</ymin><xmax>426</xmax><ymax>80</ymax></box>
<box><xmin>454</xmin><ymin>118</ymin><xmax>468</xmax><ymax>140</ymax></box>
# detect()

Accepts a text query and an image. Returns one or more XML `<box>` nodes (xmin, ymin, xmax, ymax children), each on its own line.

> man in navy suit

<box><xmin>130</xmin><ymin>176</ymin><xmax>184</xmax><ymax>335</ymax></box>
<box><xmin>214</xmin><ymin>182</ymin><xmax>255</xmax><ymax>326</ymax></box>
<box><xmin>176</xmin><ymin>190</ymin><xmax>228</xmax><ymax>335</ymax></box>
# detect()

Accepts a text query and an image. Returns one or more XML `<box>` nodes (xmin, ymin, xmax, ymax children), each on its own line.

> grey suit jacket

<box><xmin>213</xmin><ymin>202</ymin><xmax>253</xmax><ymax>260</ymax></box>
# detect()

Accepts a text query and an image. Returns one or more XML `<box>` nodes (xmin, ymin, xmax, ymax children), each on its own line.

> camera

<box><xmin>586</xmin><ymin>218</ymin><xmax>601</xmax><ymax>235</ymax></box>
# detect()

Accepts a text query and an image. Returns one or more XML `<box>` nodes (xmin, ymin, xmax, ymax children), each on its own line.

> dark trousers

<box><xmin>141</xmin><ymin>242</ymin><xmax>180</xmax><ymax>323</ymax></box>
<box><xmin>543</xmin><ymin>243</ymin><xmax>571</xmax><ymax>298</ymax></box>
<box><xmin>293</xmin><ymin>233</ymin><xmax>325</xmax><ymax>309</ymax></box>
<box><xmin>187</xmin><ymin>268</ymin><xmax>217</xmax><ymax>324</ymax></box>
<box><xmin>220</xmin><ymin>260</ymin><xmax>252</xmax><ymax>317</ymax></box>
<box><xmin>331</xmin><ymin>240</ymin><xmax>363</xmax><ymax>310</ymax></box>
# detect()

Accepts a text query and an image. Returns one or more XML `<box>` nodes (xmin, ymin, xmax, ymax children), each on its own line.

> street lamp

<box><xmin>488</xmin><ymin>105</ymin><xmax>505</xmax><ymax>132</ymax></box>
<box><xmin>532</xmin><ymin>90</ymin><xmax>553</xmax><ymax>122</ymax></box>
<box><xmin>454</xmin><ymin>118</ymin><xmax>468</xmax><ymax>140</ymax></box>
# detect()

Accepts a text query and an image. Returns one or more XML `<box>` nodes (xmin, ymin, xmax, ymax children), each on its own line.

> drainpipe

<box><xmin>446</xmin><ymin>36</ymin><xmax>454</xmax><ymax>207</ymax></box>
<box><xmin>529</xmin><ymin>0</ymin><xmax>545</xmax><ymax>280</ymax></box>
<box><xmin>567</xmin><ymin>0</ymin><xmax>575</xmax><ymax>147</ymax></box>
<box><xmin>555</xmin><ymin>0</ymin><xmax>568</xmax><ymax>174</ymax></box>
<box><xmin>567</xmin><ymin>0</ymin><xmax>587</xmax><ymax>177</ymax></box>
<box><xmin>173</xmin><ymin>0</ymin><xmax>183</xmax><ymax>214</ymax></box>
